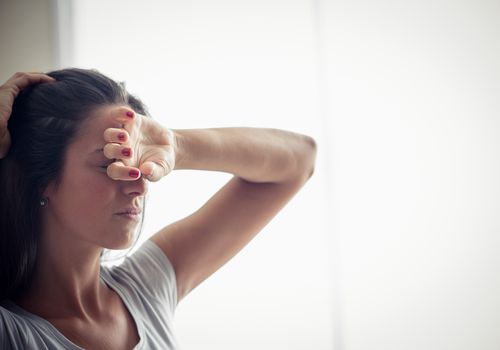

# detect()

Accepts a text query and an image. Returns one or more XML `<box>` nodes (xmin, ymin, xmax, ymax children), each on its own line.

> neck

<box><xmin>13</xmin><ymin>229</ymin><xmax>111</xmax><ymax>321</ymax></box>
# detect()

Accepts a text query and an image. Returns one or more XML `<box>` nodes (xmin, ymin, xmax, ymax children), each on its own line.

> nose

<box><xmin>122</xmin><ymin>175</ymin><xmax>148</xmax><ymax>197</ymax></box>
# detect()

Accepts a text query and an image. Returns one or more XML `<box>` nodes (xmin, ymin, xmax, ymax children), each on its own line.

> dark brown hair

<box><xmin>0</xmin><ymin>68</ymin><xmax>148</xmax><ymax>300</ymax></box>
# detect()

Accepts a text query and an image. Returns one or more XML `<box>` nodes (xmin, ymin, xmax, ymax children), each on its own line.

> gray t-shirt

<box><xmin>0</xmin><ymin>240</ymin><xmax>180</xmax><ymax>349</ymax></box>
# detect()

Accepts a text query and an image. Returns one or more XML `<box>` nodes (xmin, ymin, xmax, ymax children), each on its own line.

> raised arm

<box><xmin>149</xmin><ymin>127</ymin><xmax>316</xmax><ymax>303</ymax></box>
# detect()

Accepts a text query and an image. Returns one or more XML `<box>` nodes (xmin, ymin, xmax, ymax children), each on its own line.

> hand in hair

<box><xmin>0</xmin><ymin>72</ymin><xmax>55</xmax><ymax>158</ymax></box>
<box><xmin>103</xmin><ymin>106</ymin><xmax>177</xmax><ymax>182</ymax></box>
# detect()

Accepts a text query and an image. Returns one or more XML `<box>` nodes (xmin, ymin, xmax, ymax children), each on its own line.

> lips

<box><xmin>115</xmin><ymin>207</ymin><xmax>142</xmax><ymax>215</ymax></box>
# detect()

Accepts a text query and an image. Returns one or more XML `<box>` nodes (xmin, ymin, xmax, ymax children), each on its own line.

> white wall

<box><xmin>318</xmin><ymin>0</ymin><xmax>500</xmax><ymax>349</ymax></box>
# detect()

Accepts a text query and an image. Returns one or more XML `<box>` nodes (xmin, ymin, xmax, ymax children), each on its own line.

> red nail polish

<box><xmin>129</xmin><ymin>170</ymin><xmax>139</xmax><ymax>178</ymax></box>
<box><xmin>118</xmin><ymin>133</ymin><xmax>126</xmax><ymax>141</ymax></box>
<box><xmin>122</xmin><ymin>149</ymin><xmax>131</xmax><ymax>157</ymax></box>
<box><xmin>126</xmin><ymin>111</ymin><xmax>134</xmax><ymax>118</ymax></box>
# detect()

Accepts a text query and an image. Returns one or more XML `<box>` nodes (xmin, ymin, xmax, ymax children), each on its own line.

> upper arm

<box><xmin>149</xmin><ymin>173</ymin><xmax>310</xmax><ymax>303</ymax></box>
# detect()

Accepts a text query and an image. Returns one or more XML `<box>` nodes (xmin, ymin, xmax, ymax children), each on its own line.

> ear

<box><xmin>42</xmin><ymin>180</ymin><xmax>56</xmax><ymax>198</ymax></box>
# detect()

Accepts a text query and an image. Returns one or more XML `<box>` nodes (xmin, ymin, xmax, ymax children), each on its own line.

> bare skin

<box><xmin>9</xmin><ymin>103</ymin><xmax>176</xmax><ymax>349</ymax></box>
<box><xmin>12</xmin><ymin>105</ymin><xmax>158</xmax><ymax>349</ymax></box>
<box><xmin>3</xmin><ymin>74</ymin><xmax>317</xmax><ymax>349</ymax></box>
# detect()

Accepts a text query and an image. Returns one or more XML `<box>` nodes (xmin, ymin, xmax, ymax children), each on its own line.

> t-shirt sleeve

<box><xmin>0</xmin><ymin>307</ymin><xmax>27</xmax><ymax>349</ymax></box>
<box><xmin>0</xmin><ymin>308</ymin><xmax>12</xmax><ymax>349</ymax></box>
<box><xmin>111</xmin><ymin>239</ymin><xmax>178</xmax><ymax>314</ymax></box>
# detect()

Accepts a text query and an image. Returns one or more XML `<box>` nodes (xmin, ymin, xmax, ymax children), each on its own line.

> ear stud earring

<box><xmin>39</xmin><ymin>197</ymin><xmax>49</xmax><ymax>207</ymax></box>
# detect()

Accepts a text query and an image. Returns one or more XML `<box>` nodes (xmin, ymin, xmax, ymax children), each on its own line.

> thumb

<box><xmin>139</xmin><ymin>161</ymin><xmax>161</xmax><ymax>182</ymax></box>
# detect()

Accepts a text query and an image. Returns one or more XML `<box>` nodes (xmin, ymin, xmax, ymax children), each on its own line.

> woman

<box><xmin>0</xmin><ymin>69</ymin><xmax>316</xmax><ymax>349</ymax></box>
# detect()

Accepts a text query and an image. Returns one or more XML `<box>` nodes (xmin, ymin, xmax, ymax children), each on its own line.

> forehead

<box><xmin>72</xmin><ymin>105</ymin><xmax>124</xmax><ymax>151</ymax></box>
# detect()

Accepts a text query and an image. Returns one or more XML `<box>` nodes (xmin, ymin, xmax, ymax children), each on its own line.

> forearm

<box><xmin>172</xmin><ymin>127</ymin><xmax>316</xmax><ymax>183</ymax></box>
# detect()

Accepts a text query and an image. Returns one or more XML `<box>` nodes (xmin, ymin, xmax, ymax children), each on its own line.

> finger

<box><xmin>107</xmin><ymin>160</ymin><xmax>141</xmax><ymax>181</ymax></box>
<box><xmin>103</xmin><ymin>142</ymin><xmax>133</xmax><ymax>160</ymax></box>
<box><xmin>139</xmin><ymin>160</ymin><xmax>173</xmax><ymax>182</ymax></box>
<box><xmin>0</xmin><ymin>131</ymin><xmax>11</xmax><ymax>159</ymax></box>
<box><xmin>109</xmin><ymin>106</ymin><xmax>137</xmax><ymax>131</ymax></box>
<box><xmin>139</xmin><ymin>161</ymin><xmax>158</xmax><ymax>181</ymax></box>
<box><xmin>4</xmin><ymin>72</ymin><xmax>55</xmax><ymax>93</ymax></box>
<box><xmin>0</xmin><ymin>117</ymin><xmax>8</xmax><ymax>137</ymax></box>
<box><xmin>104</xmin><ymin>128</ymin><xmax>129</xmax><ymax>143</ymax></box>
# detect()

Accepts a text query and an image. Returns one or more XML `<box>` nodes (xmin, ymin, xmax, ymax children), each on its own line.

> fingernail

<box><xmin>118</xmin><ymin>133</ymin><xmax>126</xmax><ymax>141</ymax></box>
<box><xmin>129</xmin><ymin>170</ymin><xmax>139</xmax><ymax>178</ymax></box>
<box><xmin>126</xmin><ymin>111</ymin><xmax>134</xmax><ymax>118</ymax></box>
<box><xmin>122</xmin><ymin>148</ymin><xmax>131</xmax><ymax>157</ymax></box>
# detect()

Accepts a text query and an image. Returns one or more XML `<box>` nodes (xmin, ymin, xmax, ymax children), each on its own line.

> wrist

<box><xmin>171</xmin><ymin>128</ymin><xmax>184</xmax><ymax>170</ymax></box>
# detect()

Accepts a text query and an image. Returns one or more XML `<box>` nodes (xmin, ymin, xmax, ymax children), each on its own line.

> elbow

<box><xmin>270</xmin><ymin>132</ymin><xmax>317</xmax><ymax>185</ymax></box>
<box><xmin>294</xmin><ymin>134</ymin><xmax>317</xmax><ymax>182</ymax></box>
<box><xmin>304</xmin><ymin>135</ymin><xmax>317</xmax><ymax>180</ymax></box>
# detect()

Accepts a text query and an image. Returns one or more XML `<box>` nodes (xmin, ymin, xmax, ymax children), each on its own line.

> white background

<box><xmin>64</xmin><ymin>0</ymin><xmax>500</xmax><ymax>349</ymax></box>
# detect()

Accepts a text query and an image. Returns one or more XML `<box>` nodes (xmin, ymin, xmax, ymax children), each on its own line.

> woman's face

<box><xmin>42</xmin><ymin>105</ymin><xmax>148</xmax><ymax>250</ymax></box>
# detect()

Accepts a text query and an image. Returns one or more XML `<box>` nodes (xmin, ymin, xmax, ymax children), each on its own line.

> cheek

<box><xmin>63</xmin><ymin>171</ymin><xmax>117</xmax><ymax>219</ymax></box>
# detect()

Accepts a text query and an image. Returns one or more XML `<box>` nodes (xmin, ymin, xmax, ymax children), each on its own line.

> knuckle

<box><xmin>0</xmin><ymin>117</ymin><xmax>8</xmax><ymax>129</ymax></box>
<box><xmin>103</xmin><ymin>144</ymin><xmax>116</xmax><ymax>158</ymax></box>
<box><xmin>103</xmin><ymin>129</ymin><xmax>113</xmax><ymax>141</ymax></box>
<box><xmin>0</xmin><ymin>86</ymin><xmax>18</xmax><ymax>98</ymax></box>
<box><xmin>107</xmin><ymin>164</ymin><xmax>120</xmax><ymax>180</ymax></box>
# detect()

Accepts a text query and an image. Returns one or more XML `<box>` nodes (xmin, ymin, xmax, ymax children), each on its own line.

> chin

<box><xmin>105</xmin><ymin>230</ymin><xmax>137</xmax><ymax>250</ymax></box>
